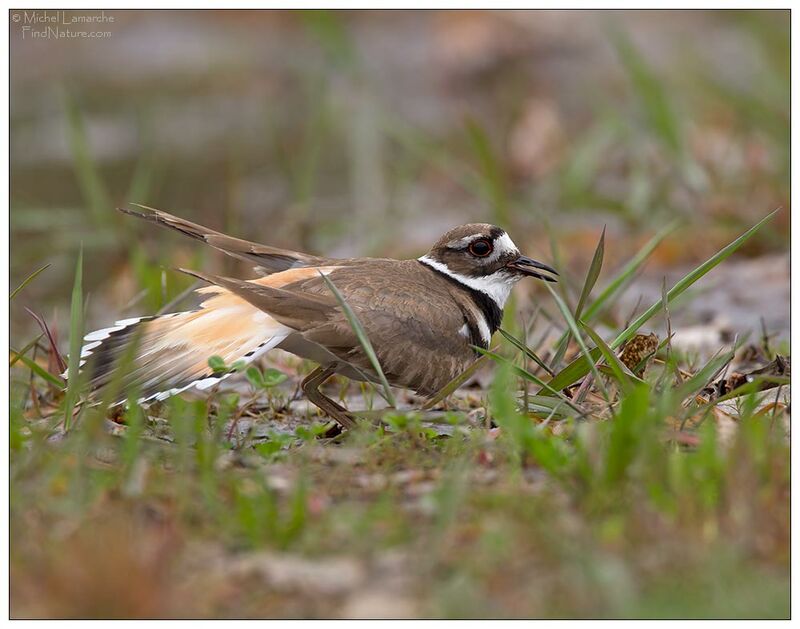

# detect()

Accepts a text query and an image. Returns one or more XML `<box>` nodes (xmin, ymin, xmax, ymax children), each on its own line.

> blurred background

<box><xmin>10</xmin><ymin>9</ymin><xmax>789</xmax><ymax>349</ymax></box>
<box><xmin>10</xmin><ymin>10</ymin><xmax>791</xmax><ymax>619</ymax></box>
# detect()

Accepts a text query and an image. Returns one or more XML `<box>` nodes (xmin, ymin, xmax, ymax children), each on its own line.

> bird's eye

<box><xmin>468</xmin><ymin>239</ymin><xmax>493</xmax><ymax>257</ymax></box>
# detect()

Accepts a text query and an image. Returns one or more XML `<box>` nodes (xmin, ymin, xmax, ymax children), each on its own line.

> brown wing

<box><xmin>178</xmin><ymin>267</ymin><xmax>338</xmax><ymax>332</ymax></box>
<box><xmin>279</xmin><ymin>260</ymin><xmax>479</xmax><ymax>395</ymax></box>
<box><xmin>120</xmin><ymin>204</ymin><xmax>336</xmax><ymax>274</ymax></box>
<box><xmin>183</xmin><ymin>260</ymin><xmax>478</xmax><ymax>395</ymax></box>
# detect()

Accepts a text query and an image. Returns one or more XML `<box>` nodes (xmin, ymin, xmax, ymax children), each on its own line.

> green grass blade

<box><xmin>549</xmin><ymin>221</ymin><xmax>676</xmax><ymax>369</ymax></box>
<box><xmin>582</xmin><ymin>220</ymin><xmax>678</xmax><ymax>322</ymax></box>
<box><xmin>545</xmin><ymin>283</ymin><xmax>609</xmax><ymax>401</ymax></box>
<box><xmin>548</xmin><ymin>337</ymin><xmax>570</xmax><ymax>373</ymax></box>
<box><xmin>10</xmin><ymin>349</ymin><xmax>65</xmax><ymax>388</ymax></box>
<box><xmin>475</xmin><ymin>347</ymin><xmax>584</xmax><ymax>414</ymax></box>
<box><xmin>580</xmin><ymin>321</ymin><xmax>640</xmax><ymax>393</ymax></box>
<box><xmin>574</xmin><ymin>226</ymin><xmax>605</xmax><ymax>320</ymax></box>
<box><xmin>421</xmin><ymin>351</ymin><xmax>494</xmax><ymax>411</ymax></box>
<box><xmin>693</xmin><ymin>375</ymin><xmax>791</xmax><ymax>410</ymax></box>
<box><xmin>63</xmin><ymin>247</ymin><xmax>84</xmax><ymax>430</ymax></box>
<box><xmin>674</xmin><ymin>349</ymin><xmax>735</xmax><ymax>404</ymax></box>
<box><xmin>543</xmin><ymin>347</ymin><xmax>603</xmax><ymax>395</ymax></box>
<box><xmin>24</xmin><ymin>307</ymin><xmax>67</xmax><ymax>375</ymax></box>
<box><xmin>613</xmin><ymin>210</ymin><xmax>778</xmax><ymax>349</ymax></box>
<box><xmin>521</xmin><ymin>395</ymin><xmax>574</xmax><ymax>419</ymax></box>
<box><xmin>543</xmin><ymin>210</ymin><xmax>778</xmax><ymax>393</ymax></box>
<box><xmin>10</xmin><ymin>264</ymin><xmax>50</xmax><ymax>301</ymax></box>
<box><xmin>498</xmin><ymin>328</ymin><xmax>554</xmax><ymax>377</ymax></box>
<box><xmin>9</xmin><ymin>334</ymin><xmax>44</xmax><ymax>368</ymax></box>
<box><xmin>319</xmin><ymin>273</ymin><xmax>396</xmax><ymax>407</ymax></box>
<box><xmin>604</xmin><ymin>382</ymin><xmax>651</xmax><ymax>486</ymax></box>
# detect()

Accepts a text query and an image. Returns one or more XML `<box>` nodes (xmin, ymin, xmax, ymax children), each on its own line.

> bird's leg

<box><xmin>301</xmin><ymin>364</ymin><xmax>356</xmax><ymax>431</ymax></box>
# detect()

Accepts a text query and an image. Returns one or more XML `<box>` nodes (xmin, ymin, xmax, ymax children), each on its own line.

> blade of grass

<box><xmin>580</xmin><ymin>321</ymin><xmax>641</xmax><ymax>393</ymax></box>
<box><xmin>542</xmin><ymin>210</ymin><xmax>778</xmax><ymax>393</ymax></box>
<box><xmin>584</xmin><ymin>220</ymin><xmax>679</xmax><ymax>322</ymax></box>
<box><xmin>547</xmin><ymin>226</ymin><xmax>605</xmax><ymax>374</ymax></box>
<box><xmin>614</xmin><ymin>211</ymin><xmax>777</xmax><ymax>348</ymax></box>
<box><xmin>421</xmin><ymin>351</ymin><xmax>495</xmax><ymax>410</ymax></box>
<box><xmin>9</xmin><ymin>334</ymin><xmax>44</xmax><ymax>367</ymax></box>
<box><xmin>475</xmin><ymin>347</ymin><xmax>585</xmax><ymax>415</ymax></box>
<box><xmin>63</xmin><ymin>247</ymin><xmax>84</xmax><ymax>430</ymax></box>
<box><xmin>660</xmin><ymin>275</ymin><xmax>684</xmax><ymax>385</ymax></box>
<box><xmin>11</xmin><ymin>349</ymin><xmax>64</xmax><ymax>388</ymax></box>
<box><xmin>549</xmin><ymin>221</ymin><xmax>675</xmax><ymax>370</ymax></box>
<box><xmin>546</xmin><ymin>220</ymin><xmax>576</xmax><ymax>312</ymax></box>
<box><xmin>352</xmin><ymin>408</ymin><xmax>466</xmax><ymax>426</ymax></box>
<box><xmin>545</xmin><ymin>283</ymin><xmax>609</xmax><ymax>402</ymax></box>
<box><xmin>319</xmin><ymin>273</ymin><xmax>396</xmax><ymax>407</ymax></box>
<box><xmin>545</xmin><ymin>216</ymin><xmax>572</xmax><ymax>370</ymax></box>
<box><xmin>24</xmin><ymin>307</ymin><xmax>67</xmax><ymax>375</ymax></box>
<box><xmin>575</xmin><ymin>226</ymin><xmax>606</xmax><ymax>319</ymax></box>
<box><xmin>10</xmin><ymin>264</ymin><xmax>50</xmax><ymax>301</ymax></box>
<box><xmin>693</xmin><ymin>375</ymin><xmax>791</xmax><ymax>411</ymax></box>
<box><xmin>548</xmin><ymin>333</ymin><xmax>571</xmax><ymax>373</ymax></box>
<box><xmin>675</xmin><ymin>349</ymin><xmax>736</xmax><ymax>404</ymax></box>
<box><xmin>603</xmin><ymin>382</ymin><xmax>651</xmax><ymax>486</ymax></box>
<box><xmin>521</xmin><ymin>395</ymin><xmax>573</xmax><ymax>419</ymax></box>
<box><xmin>498</xmin><ymin>328</ymin><xmax>555</xmax><ymax>377</ymax></box>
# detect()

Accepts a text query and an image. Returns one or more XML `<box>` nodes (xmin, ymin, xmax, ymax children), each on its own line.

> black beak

<box><xmin>506</xmin><ymin>256</ymin><xmax>559</xmax><ymax>282</ymax></box>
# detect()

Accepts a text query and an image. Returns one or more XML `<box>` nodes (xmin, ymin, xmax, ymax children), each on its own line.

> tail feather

<box><xmin>119</xmin><ymin>204</ymin><xmax>332</xmax><ymax>275</ymax></box>
<box><xmin>73</xmin><ymin>289</ymin><xmax>291</xmax><ymax>404</ymax></box>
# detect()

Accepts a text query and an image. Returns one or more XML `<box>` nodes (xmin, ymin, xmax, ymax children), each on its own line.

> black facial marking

<box><xmin>423</xmin><ymin>262</ymin><xmax>503</xmax><ymax>344</ymax></box>
<box><xmin>488</xmin><ymin>226</ymin><xmax>505</xmax><ymax>240</ymax></box>
<box><xmin>470</xmin><ymin>289</ymin><xmax>503</xmax><ymax>336</ymax></box>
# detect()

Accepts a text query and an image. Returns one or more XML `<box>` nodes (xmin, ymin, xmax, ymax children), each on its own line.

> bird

<box><xmin>75</xmin><ymin>205</ymin><xmax>558</xmax><ymax>430</ymax></box>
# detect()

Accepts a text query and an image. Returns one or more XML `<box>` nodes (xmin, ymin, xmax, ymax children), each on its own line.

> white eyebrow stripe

<box><xmin>494</xmin><ymin>233</ymin><xmax>518</xmax><ymax>254</ymax></box>
<box><xmin>447</xmin><ymin>232</ymin><xmax>519</xmax><ymax>264</ymax></box>
<box><xmin>484</xmin><ymin>232</ymin><xmax>519</xmax><ymax>263</ymax></box>
<box><xmin>446</xmin><ymin>235</ymin><xmax>477</xmax><ymax>249</ymax></box>
<box><xmin>418</xmin><ymin>255</ymin><xmax>518</xmax><ymax>308</ymax></box>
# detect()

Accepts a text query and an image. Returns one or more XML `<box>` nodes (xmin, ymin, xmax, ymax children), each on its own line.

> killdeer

<box><xmin>76</xmin><ymin>205</ymin><xmax>557</xmax><ymax>429</ymax></box>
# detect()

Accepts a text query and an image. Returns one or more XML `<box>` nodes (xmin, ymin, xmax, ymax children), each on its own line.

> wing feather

<box><xmin>119</xmin><ymin>204</ymin><xmax>334</xmax><ymax>274</ymax></box>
